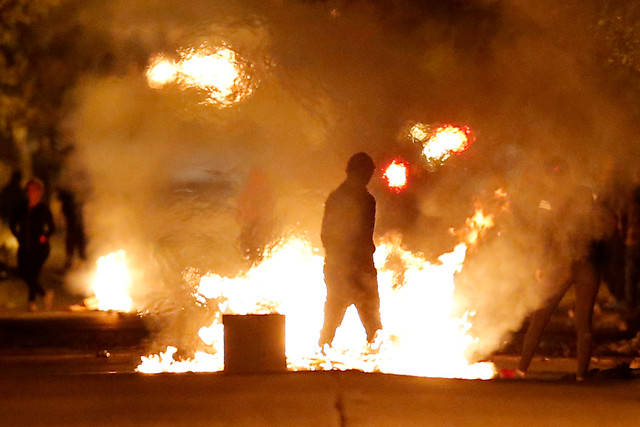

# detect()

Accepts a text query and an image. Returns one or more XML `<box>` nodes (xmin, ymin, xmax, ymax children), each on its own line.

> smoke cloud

<box><xmin>56</xmin><ymin>0</ymin><xmax>638</xmax><ymax>355</ymax></box>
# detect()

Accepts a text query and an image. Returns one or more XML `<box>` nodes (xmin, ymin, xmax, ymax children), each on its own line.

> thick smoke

<box><xmin>59</xmin><ymin>0</ymin><xmax>638</xmax><ymax>355</ymax></box>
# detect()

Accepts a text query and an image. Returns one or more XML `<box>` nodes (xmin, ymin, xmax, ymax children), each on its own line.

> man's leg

<box><xmin>518</xmin><ymin>277</ymin><xmax>571</xmax><ymax>374</ymax></box>
<box><xmin>624</xmin><ymin>245</ymin><xmax>640</xmax><ymax>312</ymax></box>
<box><xmin>573</xmin><ymin>261</ymin><xmax>600</xmax><ymax>380</ymax></box>
<box><xmin>20</xmin><ymin>255</ymin><xmax>45</xmax><ymax>311</ymax></box>
<box><xmin>319</xmin><ymin>290</ymin><xmax>350</xmax><ymax>348</ymax></box>
<box><xmin>355</xmin><ymin>288</ymin><xmax>382</xmax><ymax>343</ymax></box>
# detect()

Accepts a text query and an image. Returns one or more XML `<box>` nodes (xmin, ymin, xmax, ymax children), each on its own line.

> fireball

<box><xmin>409</xmin><ymin>123</ymin><xmax>474</xmax><ymax>165</ymax></box>
<box><xmin>382</xmin><ymin>160</ymin><xmax>409</xmax><ymax>192</ymax></box>
<box><xmin>423</xmin><ymin>124</ymin><xmax>472</xmax><ymax>162</ymax></box>
<box><xmin>146</xmin><ymin>45</ymin><xmax>254</xmax><ymax>108</ymax></box>
<box><xmin>179</xmin><ymin>48</ymin><xmax>238</xmax><ymax>92</ymax></box>
<box><xmin>146</xmin><ymin>56</ymin><xmax>178</xmax><ymax>88</ymax></box>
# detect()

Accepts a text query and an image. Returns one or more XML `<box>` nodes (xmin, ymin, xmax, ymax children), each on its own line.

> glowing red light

<box><xmin>383</xmin><ymin>160</ymin><xmax>409</xmax><ymax>192</ymax></box>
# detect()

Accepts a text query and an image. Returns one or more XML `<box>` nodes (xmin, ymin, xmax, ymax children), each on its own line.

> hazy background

<box><xmin>10</xmin><ymin>0</ymin><xmax>638</xmax><ymax>355</ymax></box>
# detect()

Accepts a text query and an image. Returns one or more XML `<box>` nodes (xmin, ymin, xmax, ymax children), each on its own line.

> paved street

<box><xmin>1</xmin><ymin>368</ymin><xmax>640</xmax><ymax>426</ymax></box>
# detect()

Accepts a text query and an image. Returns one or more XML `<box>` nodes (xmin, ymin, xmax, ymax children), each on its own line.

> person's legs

<box><xmin>319</xmin><ymin>292</ymin><xmax>350</xmax><ymax>348</ymax></box>
<box><xmin>19</xmin><ymin>248</ymin><xmax>50</xmax><ymax>311</ymax></box>
<box><xmin>624</xmin><ymin>245</ymin><xmax>640</xmax><ymax>312</ymax></box>
<box><xmin>573</xmin><ymin>261</ymin><xmax>600</xmax><ymax>380</ymax></box>
<box><xmin>319</xmin><ymin>265</ymin><xmax>351</xmax><ymax>348</ymax></box>
<box><xmin>355</xmin><ymin>298</ymin><xmax>382</xmax><ymax>343</ymax></box>
<box><xmin>24</xmin><ymin>260</ymin><xmax>45</xmax><ymax>312</ymax></box>
<box><xmin>77</xmin><ymin>230</ymin><xmax>88</xmax><ymax>261</ymax></box>
<box><xmin>354</xmin><ymin>272</ymin><xmax>382</xmax><ymax>343</ymax></box>
<box><xmin>18</xmin><ymin>252</ymin><xmax>43</xmax><ymax>299</ymax></box>
<box><xmin>65</xmin><ymin>233</ymin><xmax>74</xmax><ymax>264</ymax></box>
<box><xmin>518</xmin><ymin>276</ymin><xmax>571</xmax><ymax>374</ymax></box>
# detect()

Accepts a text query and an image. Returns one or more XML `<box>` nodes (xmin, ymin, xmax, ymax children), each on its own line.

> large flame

<box><xmin>146</xmin><ymin>46</ymin><xmax>254</xmax><ymax>107</ymax></box>
<box><xmin>137</xmin><ymin>208</ymin><xmax>497</xmax><ymax>379</ymax></box>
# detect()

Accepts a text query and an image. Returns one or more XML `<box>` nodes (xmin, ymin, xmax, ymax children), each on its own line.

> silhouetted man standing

<box><xmin>0</xmin><ymin>169</ymin><xmax>25</xmax><ymax>225</ymax></box>
<box><xmin>319</xmin><ymin>152</ymin><xmax>382</xmax><ymax>349</ymax></box>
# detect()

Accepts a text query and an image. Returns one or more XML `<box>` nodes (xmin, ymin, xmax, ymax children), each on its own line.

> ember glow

<box><xmin>462</xmin><ymin>209</ymin><xmax>494</xmax><ymax>246</ymax></box>
<box><xmin>85</xmin><ymin>250</ymin><xmax>133</xmax><ymax>312</ymax></box>
<box><xmin>146</xmin><ymin>46</ymin><xmax>254</xmax><ymax>107</ymax></box>
<box><xmin>382</xmin><ymin>160</ymin><xmax>409</xmax><ymax>192</ymax></box>
<box><xmin>409</xmin><ymin>123</ymin><xmax>430</xmax><ymax>142</ymax></box>
<box><xmin>136</xmin><ymin>207</ymin><xmax>497</xmax><ymax>380</ymax></box>
<box><xmin>411</xmin><ymin>123</ymin><xmax>474</xmax><ymax>164</ymax></box>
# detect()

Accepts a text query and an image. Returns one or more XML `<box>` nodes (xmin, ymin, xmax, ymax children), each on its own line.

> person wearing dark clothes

<box><xmin>623</xmin><ymin>177</ymin><xmax>640</xmax><ymax>315</ymax></box>
<box><xmin>319</xmin><ymin>152</ymin><xmax>382</xmax><ymax>349</ymax></box>
<box><xmin>517</xmin><ymin>164</ymin><xmax>601</xmax><ymax>381</ymax></box>
<box><xmin>0</xmin><ymin>169</ymin><xmax>25</xmax><ymax>225</ymax></box>
<box><xmin>0</xmin><ymin>170</ymin><xmax>25</xmax><ymax>277</ymax></box>
<box><xmin>57</xmin><ymin>189</ymin><xmax>87</xmax><ymax>269</ymax></box>
<box><xmin>10</xmin><ymin>178</ymin><xmax>55</xmax><ymax>311</ymax></box>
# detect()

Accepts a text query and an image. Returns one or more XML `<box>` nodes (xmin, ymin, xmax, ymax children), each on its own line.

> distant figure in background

<box><xmin>592</xmin><ymin>157</ymin><xmax>627</xmax><ymax>310</ymax></box>
<box><xmin>0</xmin><ymin>169</ymin><xmax>25</xmax><ymax>278</ymax></box>
<box><xmin>319</xmin><ymin>152</ymin><xmax>382</xmax><ymax>349</ymax></box>
<box><xmin>10</xmin><ymin>178</ymin><xmax>55</xmax><ymax>311</ymax></box>
<box><xmin>622</xmin><ymin>168</ymin><xmax>640</xmax><ymax>315</ymax></box>
<box><xmin>0</xmin><ymin>169</ymin><xmax>25</xmax><ymax>225</ymax></box>
<box><xmin>236</xmin><ymin>168</ymin><xmax>278</xmax><ymax>267</ymax></box>
<box><xmin>518</xmin><ymin>161</ymin><xmax>601</xmax><ymax>381</ymax></box>
<box><xmin>57</xmin><ymin>189</ymin><xmax>87</xmax><ymax>269</ymax></box>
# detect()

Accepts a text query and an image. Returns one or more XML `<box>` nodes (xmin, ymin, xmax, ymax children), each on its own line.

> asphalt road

<box><xmin>1</xmin><ymin>369</ymin><xmax>639</xmax><ymax>426</ymax></box>
<box><xmin>0</xmin><ymin>309</ymin><xmax>637</xmax><ymax>426</ymax></box>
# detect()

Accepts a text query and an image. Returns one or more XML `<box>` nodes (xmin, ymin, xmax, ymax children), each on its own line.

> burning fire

<box><xmin>136</xmin><ymin>207</ymin><xmax>497</xmax><ymax>380</ymax></box>
<box><xmin>84</xmin><ymin>250</ymin><xmax>133</xmax><ymax>312</ymax></box>
<box><xmin>462</xmin><ymin>208</ymin><xmax>495</xmax><ymax>246</ymax></box>
<box><xmin>146</xmin><ymin>46</ymin><xmax>254</xmax><ymax>107</ymax></box>
<box><xmin>146</xmin><ymin>57</ymin><xmax>177</xmax><ymax>88</ymax></box>
<box><xmin>382</xmin><ymin>160</ymin><xmax>409</xmax><ymax>192</ymax></box>
<box><xmin>410</xmin><ymin>123</ymin><xmax>474</xmax><ymax>164</ymax></box>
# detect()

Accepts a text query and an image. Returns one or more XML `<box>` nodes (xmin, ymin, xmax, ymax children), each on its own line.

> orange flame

<box><xmin>85</xmin><ymin>250</ymin><xmax>133</xmax><ymax>312</ymax></box>
<box><xmin>146</xmin><ymin>46</ymin><xmax>254</xmax><ymax>107</ymax></box>
<box><xmin>382</xmin><ymin>160</ymin><xmax>408</xmax><ymax>192</ymax></box>
<box><xmin>462</xmin><ymin>209</ymin><xmax>494</xmax><ymax>246</ymax></box>
<box><xmin>137</xmin><ymin>206</ymin><xmax>498</xmax><ymax>379</ymax></box>
<box><xmin>146</xmin><ymin>56</ymin><xmax>177</xmax><ymax>89</ymax></box>
<box><xmin>410</xmin><ymin>123</ymin><xmax>474</xmax><ymax>164</ymax></box>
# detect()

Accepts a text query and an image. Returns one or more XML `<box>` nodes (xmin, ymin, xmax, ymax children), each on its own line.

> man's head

<box><xmin>25</xmin><ymin>178</ymin><xmax>44</xmax><ymax>207</ymax></box>
<box><xmin>10</xmin><ymin>169</ymin><xmax>22</xmax><ymax>183</ymax></box>
<box><xmin>346</xmin><ymin>152</ymin><xmax>375</xmax><ymax>184</ymax></box>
